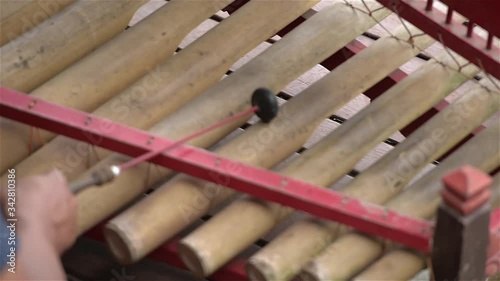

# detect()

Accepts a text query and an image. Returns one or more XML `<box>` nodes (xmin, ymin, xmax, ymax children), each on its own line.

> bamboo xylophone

<box><xmin>0</xmin><ymin>0</ymin><xmax>499</xmax><ymax>280</ymax></box>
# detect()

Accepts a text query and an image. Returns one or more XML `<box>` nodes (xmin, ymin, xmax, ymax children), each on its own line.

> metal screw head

<box><xmin>28</xmin><ymin>100</ymin><xmax>37</xmax><ymax>109</ymax></box>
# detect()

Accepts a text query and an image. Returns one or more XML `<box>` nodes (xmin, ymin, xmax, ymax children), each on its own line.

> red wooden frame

<box><xmin>375</xmin><ymin>0</ymin><xmax>500</xmax><ymax>80</ymax></box>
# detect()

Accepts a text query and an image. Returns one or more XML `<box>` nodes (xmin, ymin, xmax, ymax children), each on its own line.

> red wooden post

<box><xmin>432</xmin><ymin>165</ymin><xmax>492</xmax><ymax>281</ymax></box>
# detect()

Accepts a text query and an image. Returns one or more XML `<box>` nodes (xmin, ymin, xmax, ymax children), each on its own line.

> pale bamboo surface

<box><xmin>0</xmin><ymin>0</ymin><xmax>146</xmax><ymax>92</ymax></box>
<box><xmin>302</xmin><ymin>123</ymin><xmax>500</xmax><ymax>281</ymax></box>
<box><xmin>0</xmin><ymin>1</ymin><xmax>30</xmax><ymax>19</ymax></box>
<box><xmin>243</xmin><ymin>51</ymin><xmax>479</xmax><ymax>281</ymax></box>
<box><xmin>261</xmin><ymin>53</ymin><xmax>477</xmax><ymax>193</ymax></box>
<box><xmin>0</xmin><ymin>0</ymin><xmax>231</xmax><ymax>173</ymax></box>
<box><xmin>0</xmin><ymin>0</ymin><xmax>75</xmax><ymax>46</ymax></box>
<box><xmin>1</xmin><ymin>0</ymin><xmax>315</xmax><ymax>183</ymax></box>
<box><xmin>333</xmin><ymin>79</ymin><xmax>499</xmax><ymax>204</ymax></box>
<box><xmin>298</xmin><ymin>233</ymin><xmax>384</xmax><ymax>281</ymax></box>
<box><xmin>386</xmin><ymin>124</ymin><xmax>499</xmax><ymax>217</ymax></box>
<box><xmin>102</xmin><ymin>2</ymin><xmax>393</xmax><ymax>265</ymax></box>
<box><xmin>176</xmin><ymin>25</ymin><xmax>436</xmax><ymax>277</ymax></box>
<box><xmin>352</xmin><ymin>250</ymin><xmax>426</xmax><ymax>281</ymax></box>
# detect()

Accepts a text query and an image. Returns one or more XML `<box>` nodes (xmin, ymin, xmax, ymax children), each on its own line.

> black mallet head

<box><xmin>251</xmin><ymin>88</ymin><xmax>279</xmax><ymax>123</ymax></box>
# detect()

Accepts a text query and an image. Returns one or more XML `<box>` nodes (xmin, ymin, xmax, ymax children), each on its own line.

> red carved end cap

<box><xmin>441</xmin><ymin>165</ymin><xmax>492</xmax><ymax>215</ymax></box>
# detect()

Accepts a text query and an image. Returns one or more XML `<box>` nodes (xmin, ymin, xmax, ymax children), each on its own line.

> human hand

<box><xmin>11</xmin><ymin>170</ymin><xmax>78</xmax><ymax>254</ymax></box>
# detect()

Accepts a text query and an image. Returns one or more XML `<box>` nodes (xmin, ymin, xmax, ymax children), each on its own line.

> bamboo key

<box><xmin>353</xmin><ymin>250</ymin><xmax>426</xmax><ymax>281</ymax></box>
<box><xmin>172</xmin><ymin>24</ymin><xmax>436</xmax><ymax>277</ymax></box>
<box><xmin>349</xmin><ymin>125</ymin><xmax>500</xmax><ymax>281</ymax></box>
<box><xmin>0</xmin><ymin>0</ymin><xmax>233</xmax><ymax>173</ymax></box>
<box><xmin>0</xmin><ymin>0</ymin><xmax>146</xmax><ymax>93</ymax></box>
<box><xmin>0</xmin><ymin>0</ymin><xmax>76</xmax><ymax>46</ymax></box>
<box><xmin>43</xmin><ymin>0</ymin><xmax>390</xmax><ymax>237</ymax></box>
<box><xmin>1</xmin><ymin>0</ymin><xmax>318</xmax><ymax>183</ymax></box>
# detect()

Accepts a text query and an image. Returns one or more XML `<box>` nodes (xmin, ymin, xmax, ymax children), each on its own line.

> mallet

<box><xmin>69</xmin><ymin>88</ymin><xmax>279</xmax><ymax>194</ymax></box>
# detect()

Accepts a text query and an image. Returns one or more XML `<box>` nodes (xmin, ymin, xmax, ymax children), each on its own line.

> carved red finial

<box><xmin>441</xmin><ymin>165</ymin><xmax>492</xmax><ymax>215</ymax></box>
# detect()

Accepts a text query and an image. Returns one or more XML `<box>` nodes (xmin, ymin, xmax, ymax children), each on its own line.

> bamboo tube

<box><xmin>102</xmin><ymin>2</ymin><xmax>392</xmax><ymax>265</ymax></box>
<box><xmin>175</xmin><ymin>25</ymin><xmax>435</xmax><ymax>277</ymax></box>
<box><xmin>492</xmin><ymin>173</ymin><xmax>500</xmax><ymax>208</ymax></box>
<box><xmin>352</xmin><ymin>250</ymin><xmax>426</xmax><ymax>281</ymax></box>
<box><xmin>0</xmin><ymin>0</ymin><xmax>75</xmax><ymax>46</ymax></box>
<box><xmin>0</xmin><ymin>0</ymin><xmax>146</xmax><ymax>92</ymax></box>
<box><xmin>3</xmin><ymin>0</ymin><xmax>317</xmax><ymax>182</ymax></box>
<box><xmin>298</xmin><ymin>233</ymin><xmax>384</xmax><ymax>281</ymax></box>
<box><xmin>0</xmin><ymin>0</ymin><xmax>231</xmax><ymax>174</ymax></box>
<box><xmin>301</xmin><ymin>123</ymin><xmax>500</xmax><ymax>281</ymax></box>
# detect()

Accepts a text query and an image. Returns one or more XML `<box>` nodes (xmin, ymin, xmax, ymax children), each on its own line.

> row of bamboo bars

<box><xmin>0</xmin><ymin>1</ymin><xmax>498</xmax><ymax>280</ymax></box>
<box><xmin>0</xmin><ymin>0</ymin><xmax>236</xmax><ymax>172</ymax></box>
<box><xmin>0</xmin><ymin>0</ymin><xmax>149</xmax><ymax>93</ymax></box>
<box><xmin>103</xmin><ymin>2</ymin><xmax>393</xmax><ymax>264</ymax></box>
<box><xmin>248</xmin><ymin>86</ymin><xmax>499</xmax><ymax>281</ymax></box>
<box><xmin>3</xmin><ymin>0</ymin><xmax>390</xmax><ymax>230</ymax></box>
<box><xmin>174</xmin><ymin>23</ymin><xmax>437</xmax><ymax>277</ymax></box>
<box><xmin>1</xmin><ymin>0</ymin><xmax>321</xmax><ymax>178</ymax></box>
<box><xmin>180</xmin><ymin>73</ymin><xmax>498</xmax><ymax>280</ymax></box>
